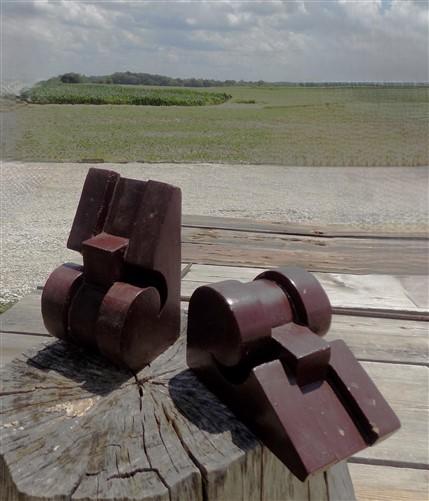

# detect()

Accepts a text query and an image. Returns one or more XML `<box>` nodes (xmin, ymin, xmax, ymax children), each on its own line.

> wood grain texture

<box><xmin>356</xmin><ymin>361</ymin><xmax>428</xmax><ymax>467</ymax></box>
<box><xmin>326</xmin><ymin>315</ymin><xmax>429</xmax><ymax>366</ymax></box>
<box><xmin>0</xmin><ymin>290</ymin><xmax>48</xmax><ymax>336</ymax></box>
<box><xmin>398</xmin><ymin>275</ymin><xmax>429</xmax><ymax>309</ymax></box>
<box><xmin>349</xmin><ymin>463</ymin><xmax>429</xmax><ymax>501</ymax></box>
<box><xmin>0</xmin><ymin>332</ymin><xmax>49</xmax><ymax>367</ymax></box>
<box><xmin>0</xmin><ymin>313</ymin><xmax>355</xmax><ymax>501</ymax></box>
<box><xmin>182</xmin><ymin>215</ymin><xmax>429</xmax><ymax>240</ymax></box>
<box><xmin>181</xmin><ymin>227</ymin><xmax>429</xmax><ymax>275</ymax></box>
<box><xmin>326</xmin><ymin>462</ymin><xmax>356</xmax><ymax>501</ymax></box>
<box><xmin>181</xmin><ymin>264</ymin><xmax>429</xmax><ymax>317</ymax></box>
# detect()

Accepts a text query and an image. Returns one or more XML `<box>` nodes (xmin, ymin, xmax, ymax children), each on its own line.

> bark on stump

<box><xmin>0</xmin><ymin>312</ymin><xmax>356</xmax><ymax>500</ymax></box>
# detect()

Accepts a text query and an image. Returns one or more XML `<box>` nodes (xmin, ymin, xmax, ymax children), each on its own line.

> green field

<box><xmin>21</xmin><ymin>83</ymin><xmax>231</xmax><ymax>106</ymax></box>
<box><xmin>3</xmin><ymin>85</ymin><xmax>428</xmax><ymax>165</ymax></box>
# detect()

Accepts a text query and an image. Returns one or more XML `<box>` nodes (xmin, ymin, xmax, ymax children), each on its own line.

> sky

<box><xmin>2</xmin><ymin>0</ymin><xmax>429</xmax><ymax>85</ymax></box>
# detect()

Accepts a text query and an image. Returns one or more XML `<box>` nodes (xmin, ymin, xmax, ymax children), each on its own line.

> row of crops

<box><xmin>20</xmin><ymin>83</ymin><xmax>231</xmax><ymax>106</ymax></box>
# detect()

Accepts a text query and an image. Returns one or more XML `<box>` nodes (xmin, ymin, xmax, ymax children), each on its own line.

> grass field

<box><xmin>21</xmin><ymin>83</ymin><xmax>231</xmax><ymax>106</ymax></box>
<box><xmin>3</xmin><ymin>85</ymin><xmax>428</xmax><ymax>165</ymax></box>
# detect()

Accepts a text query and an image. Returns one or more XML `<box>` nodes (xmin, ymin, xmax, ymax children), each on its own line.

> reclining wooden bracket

<box><xmin>187</xmin><ymin>267</ymin><xmax>400</xmax><ymax>481</ymax></box>
<box><xmin>42</xmin><ymin>168</ymin><xmax>181</xmax><ymax>372</ymax></box>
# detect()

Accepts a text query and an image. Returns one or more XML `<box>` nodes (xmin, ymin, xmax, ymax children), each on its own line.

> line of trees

<box><xmin>46</xmin><ymin>72</ymin><xmax>244</xmax><ymax>87</ymax></box>
<box><xmin>39</xmin><ymin>72</ymin><xmax>428</xmax><ymax>88</ymax></box>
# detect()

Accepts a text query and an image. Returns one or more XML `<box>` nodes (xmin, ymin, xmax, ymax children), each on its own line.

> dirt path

<box><xmin>1</xmin><ymin>162</ymin><xmax>428</xmax><ymax>306</ymax></box>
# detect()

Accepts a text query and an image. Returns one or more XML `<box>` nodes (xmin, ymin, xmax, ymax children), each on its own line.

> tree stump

<box><xmin>0</xmin><ymin>311</ymin><xmax>356</xmax><ymax>500</ymax></box>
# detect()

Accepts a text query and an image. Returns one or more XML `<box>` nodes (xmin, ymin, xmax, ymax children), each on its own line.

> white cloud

<box><xmin>2</xmin><ymin>0</ymin><xmax>428</xmax><ymax>84</ymax></box>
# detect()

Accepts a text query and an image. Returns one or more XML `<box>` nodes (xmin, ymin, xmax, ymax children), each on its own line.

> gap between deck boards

<box><xmin>182</xmin><ymin>215</ymin><xmax>429</xmax><ymax>241</ymax></box>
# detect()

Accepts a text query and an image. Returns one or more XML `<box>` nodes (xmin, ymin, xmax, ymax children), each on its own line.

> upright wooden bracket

<box><xmin>42</xmin><ymin>168</ymin><xmax>182</xmax><ymax>372</ymax></box>
<box><xmin>187</xmin><ymin>266</ymin><xmax>400</xmax><ymax>481</ymax></box>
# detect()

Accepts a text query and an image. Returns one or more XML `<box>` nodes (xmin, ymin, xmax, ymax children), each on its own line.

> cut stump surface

<box><xmin>0</xmin><ymin>312</ymin><xmax>355</xmax><ymax>501</ymax></box>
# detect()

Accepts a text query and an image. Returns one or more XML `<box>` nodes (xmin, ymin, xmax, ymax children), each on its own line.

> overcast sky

<box><xmin>2</xmin><ymin>0</ymin><xmax>428</xmax><ymax>84</ymax></box>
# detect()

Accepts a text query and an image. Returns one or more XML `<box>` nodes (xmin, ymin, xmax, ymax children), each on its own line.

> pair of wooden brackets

<box><xmin>42</xmin><ymin>168</ymin><xmax>400</xmax><ymax>481</ymax></box>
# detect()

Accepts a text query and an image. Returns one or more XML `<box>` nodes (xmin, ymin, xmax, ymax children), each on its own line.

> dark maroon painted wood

<box><xmin>41</xmin><ymin>168</ymin><xmax>181</xmax><ymax>372</ymax></box>
<box><xmin>67</xmin><ymin>168</ymin><xmax>120</xmax><ymax>252</ymax></box>
<box><xmin>41</xmin><ymin>263</ymin><xmax>83</xmax><ymax>341</ymax></box>
<box><xmin>187</xmin><ymin>266</ymin><xmax>400</xmax><ymax>481</ymax></box>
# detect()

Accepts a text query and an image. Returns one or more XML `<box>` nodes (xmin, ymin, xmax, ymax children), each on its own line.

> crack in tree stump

<box><xmin>0</xmin><ymin>311</ymin><xmax>355</xmax><ymax>500</ymax></box>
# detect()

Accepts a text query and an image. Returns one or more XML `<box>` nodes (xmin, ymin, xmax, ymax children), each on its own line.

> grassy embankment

<box><xmin>3</xmin><ymin>84</ymin><xmax>428</xmax><ymax>166</ymax></box>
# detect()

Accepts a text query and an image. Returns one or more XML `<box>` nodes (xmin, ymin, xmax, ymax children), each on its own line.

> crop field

<box><xmin>20</xmin><ymin>83</ymin><xmax>230</xmax><ymax>106</ymax></box>
<box><xmin>2</xmin><ymin>85</ymin><xmax>428</xmax><ymax>166</ymax></box>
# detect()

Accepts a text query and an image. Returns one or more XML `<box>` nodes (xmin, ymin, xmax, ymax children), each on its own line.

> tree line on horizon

<box><xmin>38</xmin><ymin>71</ymin><xmax>428</xmax><ymax>88</ymax></box>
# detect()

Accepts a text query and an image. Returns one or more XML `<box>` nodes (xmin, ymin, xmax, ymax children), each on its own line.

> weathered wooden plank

<box><xmin>0</xmin><ymin>322</ymin><xmax>355</xmax><ymax>501</ymax></box>
<box><xmin>182</xmin><ymin>215</ymin><xmax>429</xmax><ymax>240</ymax></box>
<box><xmin>181</xmin><ymin>264</ymin><xmax>429</xmax><ymax>316</ymax></box>
<box><xmin>355</xmin><ymin>361</ymin><xmax>428</xmax><ymax>467</ymax></box>
<box><xmin>2</xmin><ymin>316</ymin><xmax>426</xmax><ymax>370</ymax></box>
<box><xmin>398</xmin><ymin>275</ymin><xmax>429</xmax><ymax>309</ymax></box>
<box><xmin>0</xmin><ymin>291</ymin><xmax>48</xmax><ymax>336</ymax></box>
<box><xmin>181</xmin><ymin>227</ymin><xmax>429</xmax><ymax>274</ymax></box>
<box><xmin>0</xmin><ymin>332</ymin><xmax>48</xmax><ymax>368</ymax></box>
<box><xmin>317</xmin><ymin>273</ymin><xmax>427</xmax><ymax>312</ymax></box>
<box><xmin>182</xmin><ymin>263</ymin><xmax>261</xmax><ymax>288</ymax></box>
<box><xmin>260</xmin><ymin>446</ymin><xmax>329</xmax><ymax>501</ymax></box>
<box><xmin>348</xmin><ymin>463</ymin><xmax>429</xmax><ymax>501</ymax></box>
<box><xmin>326</xmin><ymin>462</ymin><xmax>356</xmax><ymax>501</ymax></box>
<box><xmin>326</xmin><ymin>316</ymin><xmax>428</xmax><ymax>366</ymax></box>
<box><xmin>2</xmin><ymin>315</ymin><xmax>426</xmax><ymax>373</ymax></box>
<box><xmin>2</xmin><ymin>293</ymin><xmax>428</xmax><ymax>367</ymax></box>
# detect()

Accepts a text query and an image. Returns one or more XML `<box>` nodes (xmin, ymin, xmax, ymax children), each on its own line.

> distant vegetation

<box><xmin>5</xmin><ymin>85</ymin><xmax>428</xmax><ymax>166</ymax></box>
<box><xmin>20</xmin><ymin>83</ymin><xmax>231</xmax><ymax>106</ymax></box>
<box><xmin>41</xmin><ymin>72</ymin><xmax>247</xmax><ymax>88</ymax></box>
<box><xmin>38</xmin><ymin>71</ymin><xmax>428</xmax><ymax>88</ymax></box>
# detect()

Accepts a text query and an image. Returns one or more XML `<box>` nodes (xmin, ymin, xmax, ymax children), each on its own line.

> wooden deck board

<box><xmin>0</xmin><ymin>291</ymin><xmax>47</xmax><ymax>337</ymax></box>
<box><xmin>0</xmin><ymin>332</ymin><xmax>47</xmax><ymax>368</ymax></box>
<box><xmin>326</xmin><ymin>316</ymin><xmax>428</xmax><ymax>366</ymax></box>
<box><xmin>181</xmin><ymin>264</ymin><xmax>429</xmax><ymax>317</ymax></box>
<box><xmin>398</xmin><ymin>275</ymin><xmax>429</xmax><ymax>309</ymax></box>
<box><xmin>348</xmin><ymin>463</ymin><xmax>429</xmax><ymax>501</ymax></box>
<box><xmin>183</xmin><ymin>215</ymin><xmax>428</xmax><ymax>240</ymax></box>
<box><xmin>355</xmin><ymin>362</ymin><xmax>428</xmax><ymax>467</ymax></box>
<box><xmin>182</xmin><ymin>227</ymin><xmax>429</xmax><ymax>275</ymax></box>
